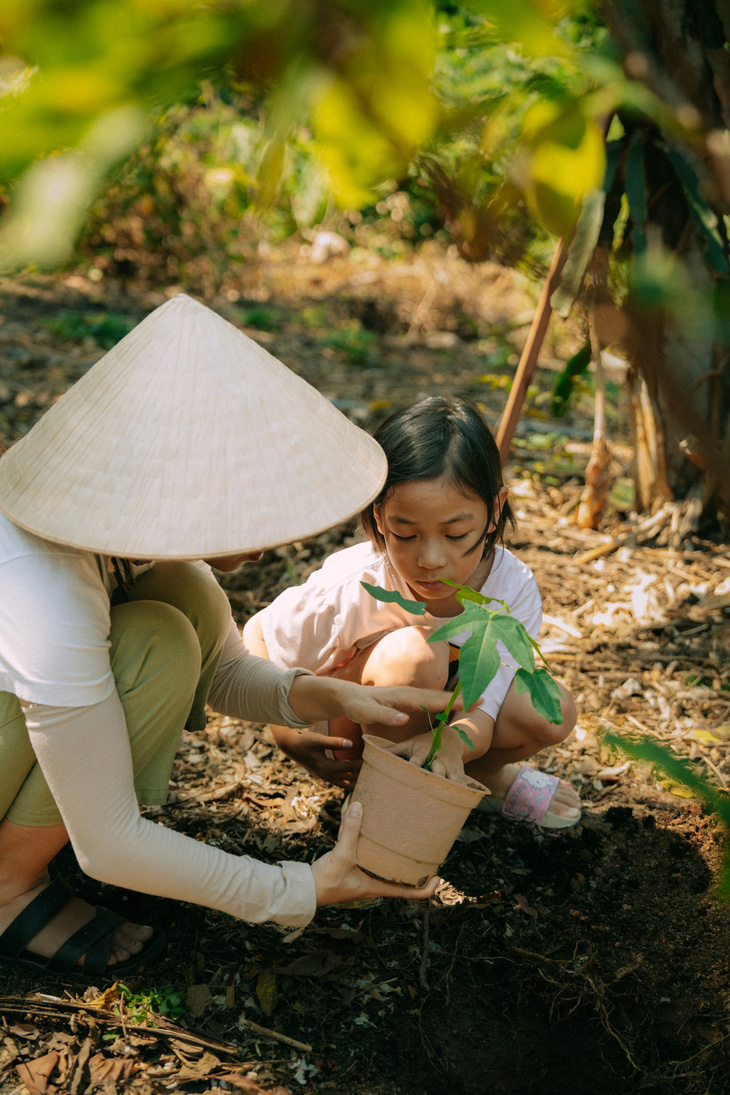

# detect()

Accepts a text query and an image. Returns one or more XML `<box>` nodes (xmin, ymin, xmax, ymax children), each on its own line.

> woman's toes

<box><xmin>120</xmin><ymin>923</ymin><xmax>153</xmax><ymax>947</ymax></box>
<box><xmin>111</xmin><ymin>922</ymin><xmax>152</xmax><ymax>961</ymax></box>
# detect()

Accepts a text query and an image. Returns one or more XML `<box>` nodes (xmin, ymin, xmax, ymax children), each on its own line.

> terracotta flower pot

<box><xmin>351</xmin><ymin>734</ymin><xmax>487</xmax><ymax>887</ymax></box>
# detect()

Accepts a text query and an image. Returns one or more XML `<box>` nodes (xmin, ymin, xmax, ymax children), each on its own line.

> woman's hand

<box><xmin>311</xmin><ymin>801</ymin><xmax>439</xmax><ymax>906</ymax></box>
<box><xmin>270</xmin><ymin>724</ymin><xmax>361</xmax><ymax>790</ymax></box>
<box><xmin>287</xmin><ymin>676</ymin><xmax>460</xmax><ymax>732</ymax></box>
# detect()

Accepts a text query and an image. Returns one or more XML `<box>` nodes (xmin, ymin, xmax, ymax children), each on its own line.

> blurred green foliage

<box><xmin>41</xmin><ymin>309</ymin><xmax>136</xmax><ymax>348</ymax></box>
<box><xmin>317</xmin><ymin>322</ymin><xmax>379</xmax><ymax>364</ymax></box>
<box><xmin>605</xmin><ymin>730</ymin><xmax>730</xmax><ymax>899</ymax></box>
<box><xmin>237</xmin><ymin>305</ymin><xmax>282</xmax><ymax>332</ymax></box>
<box><xmin>551</xmin><ymin>339</ymin><xmax>592</xmax><ymax>417</ymax></box>
<box><xmin>78</xmin><ymin>86</ymin><xmax>315</xmax><ymax>289</ymax></box>
<box><xmin>0</xmin><ymin>0</ymin><xmax>610</xmax><ymax>276</ymax></box>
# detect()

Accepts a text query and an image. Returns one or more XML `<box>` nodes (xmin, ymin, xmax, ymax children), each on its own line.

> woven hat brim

<box><xmin>0</xmin><ymin>295</ymin><xmax>387</xmax><ymax>558</ymax></box>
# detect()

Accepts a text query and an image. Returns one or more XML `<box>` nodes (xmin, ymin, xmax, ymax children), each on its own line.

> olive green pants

<box><xmin>0</xmin><ymin>562</ymin><xmax>232</xmax><ymax>826</ymax></box>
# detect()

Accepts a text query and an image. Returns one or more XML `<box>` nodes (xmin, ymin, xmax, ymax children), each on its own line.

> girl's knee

<box><xmin>532</xmin><ymin>686</ymin><xmax>577</xmax><ymax>745</ymax></box>
<box><xmin>365</xmin><ymin>626</ymin><xmax>449</xmax><ymax>688</ymax></box>
<box><xmin>497</xmin><ymin>680</ymin><xmax>577</xmax><ymax>747</ymax></box>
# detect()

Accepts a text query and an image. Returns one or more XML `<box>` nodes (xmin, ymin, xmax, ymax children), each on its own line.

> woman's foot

<box><xmin>477</xmin><ymin>763</ymin><xmax>581</xmax><ymax>827</ymax></box>
<box><xmin>0</xmin><ymin>875</ymin><xmax>153</xmax><ymax>968</ymax></box>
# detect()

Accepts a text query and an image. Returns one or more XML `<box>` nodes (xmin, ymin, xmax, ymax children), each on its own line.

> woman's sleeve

<box><xmin>23</xmin><ymin>693</ymin><xmax>317</xmax><ymax>926</ymax></box>
<box><xmin>0</xmin><ymin>547</ymin><xmax>115</xmax><ymax>707</ymax></box>
<box><xmin>207</xmin><ymin>619</ymin><xmax>312</xmax><ymax>727</ymax></box>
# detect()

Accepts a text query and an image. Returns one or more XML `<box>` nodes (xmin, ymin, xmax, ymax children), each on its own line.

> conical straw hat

<box><xmin>0</xmin><ymin>294</ymin><xmax>387</xmax><ymax>559</ymax></box>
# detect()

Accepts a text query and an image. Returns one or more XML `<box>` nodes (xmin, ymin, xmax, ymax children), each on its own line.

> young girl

<box><xmin>244</xmin><ymin>395</ymin><xmax>581</xmax><ymax>829</ymax></box>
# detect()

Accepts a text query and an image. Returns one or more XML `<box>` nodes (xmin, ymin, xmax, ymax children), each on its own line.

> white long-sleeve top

<box><xmin>0</xmin><ymin>512</ymin><xmax>317</xmax><ymax>926</ymax></box>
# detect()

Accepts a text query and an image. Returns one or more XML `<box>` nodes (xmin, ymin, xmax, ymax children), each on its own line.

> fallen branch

<box><xmin>0</xmin><ymin>996</ymin><xmax>240</xmax><ymax>1057</ymax></box>
<box><xmin>237</xmin><ymin>1016</ymin><xmax>312</xmax><ymax>1053</ymax></box>
<box><xmin>573</xmin><ymin>505</ymin><xmax>678</xmax><ymax>565</ymax></box>
<box><xmin>158</xmin><ymin>778</ymin><xmax>245</xmax><ymax>809</ymax></box>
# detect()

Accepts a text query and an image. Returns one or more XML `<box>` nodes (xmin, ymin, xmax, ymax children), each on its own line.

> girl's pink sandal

<box><xmin>477</xmin><ymin>766</ymin><xmax>581</xmax><ymax>830</ymax></box>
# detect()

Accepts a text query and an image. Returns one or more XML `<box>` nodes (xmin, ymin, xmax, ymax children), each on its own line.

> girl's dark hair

<box><xmin>362</xmin><ymin>395</ymin><xmax>515</xmax><ymax>558</ymax></box>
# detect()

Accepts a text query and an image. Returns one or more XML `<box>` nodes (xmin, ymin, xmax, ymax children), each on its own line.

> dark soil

<box><xmin>1</xmin><ymin>251</ymin><xmax>730</xmax><ymax>1095</ymax></box>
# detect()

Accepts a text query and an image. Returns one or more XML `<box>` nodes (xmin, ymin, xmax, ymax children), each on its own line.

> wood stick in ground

<box><xmin>497</xmin><ymin>238</ymin><xmax>566</xmax><ymax>464</ymax></box>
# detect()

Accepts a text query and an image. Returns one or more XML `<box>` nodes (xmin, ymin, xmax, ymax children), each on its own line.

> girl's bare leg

<box><xmin>0</xmin><ymin>818</ymin><xmax>153</xmax><ymax>965</ymax></box>
<box><xmin>465</xmin><ymin>680</ymin><xmax>580</xmax><ymax>817</ymax></box>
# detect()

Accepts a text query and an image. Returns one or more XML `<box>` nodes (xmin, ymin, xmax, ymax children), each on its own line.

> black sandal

<box><xmin>0</xmin><ymin>877</ymin><xmax>167</xmax><ymax>981</ymax></box>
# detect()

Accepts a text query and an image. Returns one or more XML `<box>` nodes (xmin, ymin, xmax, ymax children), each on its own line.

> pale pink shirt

<box><xmin>259</xmin><ymin>540</ymin><xmax>542</xmax><ymax>720</ymax></box>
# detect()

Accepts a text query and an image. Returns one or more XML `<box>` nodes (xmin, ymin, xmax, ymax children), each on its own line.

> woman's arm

<box><xmin>23</xmin><ymin>694</ymin><xmax>437</xmax><ymax>923</ymax></box>
<box><xmin>223</xmin><ymin>615</ymin><xmax>458</xmax><ymax>730</ymax></box>
<box><xmin>234</xmin><ymin>617</ymin><xmax>466</xmax><ymax>788</ymax></box>
<box><xmin>242</xmin><ymin>613</ymin><xmax>362</xmax><ymax>788</ymax></box>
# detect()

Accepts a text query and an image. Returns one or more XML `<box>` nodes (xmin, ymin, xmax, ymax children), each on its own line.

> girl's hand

<box><xmin>311</xmin><ymin>801</ymin><xmax>440</xmax><ymax>906</ymax></box>
<box><xmin>270</xmin><ymin>724</ymin><xmax>361</xmax><ymax>790</ymax></box>
<box><xmin>386</xmin><ymin>726</ymin><xmax>473</xmax><ymax>786</ymax></box>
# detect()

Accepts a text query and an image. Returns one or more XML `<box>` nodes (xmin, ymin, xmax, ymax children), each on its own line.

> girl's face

<box><xmin>374</xmin><ymin>476</ymin><xmax>507</xmax><ymax>614</ymax></box>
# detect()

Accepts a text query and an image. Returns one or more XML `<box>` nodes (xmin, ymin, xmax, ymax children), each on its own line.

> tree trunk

<box><xmin>603</xmin><ymin>0</ymin><xmax>730</xmax><ymax>520</ymax></box>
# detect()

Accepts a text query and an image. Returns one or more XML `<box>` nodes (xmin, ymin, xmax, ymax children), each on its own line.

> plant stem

<box><xmin>424</xmin><ymin>681</ymin><xmax>462</xmax><ymax>769</ymax></box>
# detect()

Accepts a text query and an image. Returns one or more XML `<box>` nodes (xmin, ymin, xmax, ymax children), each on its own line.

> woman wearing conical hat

<box><xmin>0</xmin><ymin>296</ymin><xmax>454</xmax><ymax>980</ymax></box>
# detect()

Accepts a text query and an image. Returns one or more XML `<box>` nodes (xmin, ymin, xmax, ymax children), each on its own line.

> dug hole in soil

<box><xmin>1</xmin><ymin>252</ymin><xmax>730</xmax><ymax>1095</ymax></box>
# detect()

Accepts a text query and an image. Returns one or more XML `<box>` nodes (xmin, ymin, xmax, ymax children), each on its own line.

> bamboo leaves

<box><xmin>604</xmin><ymin>730</ymin><xmax>730</xmax><ymax>899</ymax></box>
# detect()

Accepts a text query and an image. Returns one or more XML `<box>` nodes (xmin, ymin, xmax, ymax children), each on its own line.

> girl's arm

<box><xmin>241</xmin><ymin>612</ymin><xmax>361</xmax><ymax>788</ymax></box>
<box><xmin>241</xmin><ymin>610</ymin><xmax>267</xmax><ymax>655</ymax></box>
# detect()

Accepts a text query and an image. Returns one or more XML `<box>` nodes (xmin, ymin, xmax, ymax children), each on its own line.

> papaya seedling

<box><xmin>362</xmin><ymin>579</ymin><xmax>564</xmax><ymax>769</ymax></box>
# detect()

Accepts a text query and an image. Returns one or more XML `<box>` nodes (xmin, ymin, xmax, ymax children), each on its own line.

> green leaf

<box><xmin>487</xmin><ymin>613</ymin><xmax>536</xmax><ymax>671</ymax></box>
<box><xmin>440</xmin><ymin>579</ymin><xmax>503</xmax><ymax>609</ymax></box>
<box><xmin>603</xmin><ymin>732</ymin><xmax>730</xmax><ymax>826</ymax></box>
<box><xmin>521</xmin><ymin>98</ymin><xmax>606</xmax><ymax>237</ymax></box>
<box><xmin>458</xmin><ymin>627</ymin><xmax>502</xmax><ymax>709</ymax></box>
<box><xmin>466</xmin><ymin>0</ymin><xmax>571</xmax><ymax>59</ymax></box>
<box><xmin>551</xmin><ymin>188</ymin><xmax>607</xmax><ymax>319</ymax></box>
<box><xmin>514</xmin><ymin>667</ymin><xmax>563</xmax><ymax>724</ymax></box>
<box><xmin>603</xmin><ymin>731</ymin><xmax>730</xmax><ymax>900</ymax></box>
<box><xmin>455</xmin><ymin>585</ymin><xmax>491</xmax><ymax>606</ymax></box>
<box><xmin>550</xmin><ymin>340</ymin><xmax>592</xmax><ymax>417</ymax></box>
<box><xmin>454</xmin><ymin>726</ymin><xmax>474</xmax><ymax>751</ymax></box>
<box><xmin>428</xmin><ymin>604</ymin><xmax>482</xmax><ymax>644</ymax></box>
<box><xmin>430</xmin><ymin>604</ymin><xmax>537</xmax><ymax>709</ymax></box>
<box><xmin>360</xmin><ymin>582</ymin><xmax>427</xmax><ymax>615</ymax></box>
